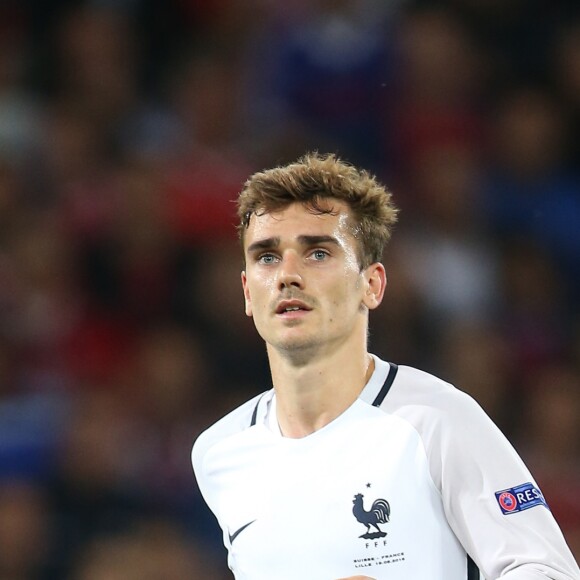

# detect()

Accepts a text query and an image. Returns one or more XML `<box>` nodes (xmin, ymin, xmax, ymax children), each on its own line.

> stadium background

<box><xmin>0</xmin><ymin>0</ymin><xmax>579</xmax><ymax>577</ymax></box>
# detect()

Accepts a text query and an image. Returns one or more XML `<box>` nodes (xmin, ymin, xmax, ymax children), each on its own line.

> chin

<box><xmin>271</xmin><ymin>334</ymin><xmax>323</xmax><ymax>361</ymax></box>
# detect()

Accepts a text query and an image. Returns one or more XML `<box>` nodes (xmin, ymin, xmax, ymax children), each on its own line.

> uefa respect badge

<box><xmin>495</xmin><ymin>482</ymin><xmax>549</xmax><ymax>515</ymax></box>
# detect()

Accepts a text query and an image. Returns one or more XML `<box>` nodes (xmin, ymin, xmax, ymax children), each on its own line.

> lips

<box><xmin>275</xmin><ymin>300</ymin><xmax>312</xmax><ymax>315</ymax></box>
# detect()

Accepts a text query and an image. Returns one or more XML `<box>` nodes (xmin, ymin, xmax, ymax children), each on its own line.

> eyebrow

<box><xmin>247</xmin><ymin>237</ymin><xmax>280</xmax><ymax>254</ymax></box>
<box><xmin>246</xmin><ymin>235</ymin><xmax>340</xmax><ymax>254</ymax></box>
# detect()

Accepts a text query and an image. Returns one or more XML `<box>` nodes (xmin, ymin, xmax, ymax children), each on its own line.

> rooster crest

<box><xmin>352</xmin><ymin>492</ymin><xmax>390</xmax><ymax>539</ymax></box>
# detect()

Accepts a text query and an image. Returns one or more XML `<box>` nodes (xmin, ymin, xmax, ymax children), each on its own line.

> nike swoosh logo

<box><xmin>228</xmin><ymin>520</ymin><xmax>256</xmax><ymax>544</ymax></box>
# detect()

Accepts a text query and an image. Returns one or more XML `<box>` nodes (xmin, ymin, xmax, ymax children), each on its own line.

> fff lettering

<box><xmin>366</xmin><ymin>539</ymin><xmax>388</xmax><ymax>549</ymax></box>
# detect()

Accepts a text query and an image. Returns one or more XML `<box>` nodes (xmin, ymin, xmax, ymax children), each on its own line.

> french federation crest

<box><xmin>352</xmin><ymin>492</ymin><xmax>391</xmax><ymax>539</ymax></box>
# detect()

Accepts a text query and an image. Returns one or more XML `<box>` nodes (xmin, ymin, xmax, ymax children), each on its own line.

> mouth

<box><xmin>275</xmin><ymin>300</ymin><xmax>312</xmax><ymax>315</ymax></box>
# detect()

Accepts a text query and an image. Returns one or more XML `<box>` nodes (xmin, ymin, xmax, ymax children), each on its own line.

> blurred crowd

<box><xmin>0</xmin><ymin>0</ymin><xmax>579</xmax><ymax>578</ymax></box>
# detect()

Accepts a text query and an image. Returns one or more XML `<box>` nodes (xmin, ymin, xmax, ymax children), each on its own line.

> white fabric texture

<box><xmin>192</xmin><ymin>355</ymin><xmax>580</xmax><ymax>580</ymax></box>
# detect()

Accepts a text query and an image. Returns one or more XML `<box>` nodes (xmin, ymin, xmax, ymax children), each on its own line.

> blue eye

<box><xmin>312</xmin><ymin>250</ymin><xmax>328</xmax><ymax>261</ymax></box>
<box><xmin>258</xmin><ymin>254</ymin><xmax>277</xmax><ymax>264</ymax></box>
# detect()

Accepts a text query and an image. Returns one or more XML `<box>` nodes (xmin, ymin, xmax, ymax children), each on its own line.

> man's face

<box><xmin>241</xmin><ymin>200</ymin><xmax>384</xmax><ymax>358</ymax></box>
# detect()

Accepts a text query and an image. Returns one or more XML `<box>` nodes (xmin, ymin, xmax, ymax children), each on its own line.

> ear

<box><xmin>361</xmin><ymin>262</ymin><xmax>386</xmax><ymax>310</ymax></box>
<box><xmin>241</xmin><ymin>271</ymin><xmax>253</xmax><ymax>317</ymax></box>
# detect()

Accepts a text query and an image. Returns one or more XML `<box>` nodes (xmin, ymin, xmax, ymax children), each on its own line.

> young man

<box><xmin>192</xmin><ymin>153</ymin><xmax>580</xmax><ymax>580</ymax></box>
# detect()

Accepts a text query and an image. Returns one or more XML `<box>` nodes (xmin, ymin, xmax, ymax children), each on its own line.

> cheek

<box><xmin>246</xmin><ymin>278</ymin><xmax>273</xmax><ymax>313</ymax></box>
<box><xmin>328</xmin><ymin>278</ymin><xmax>362</xmax><ymax>313</ymax></box>
<box><xmin>250</xmin><ymin>267</ymin><xmax>277</xmax><ymax>290</ymax></box>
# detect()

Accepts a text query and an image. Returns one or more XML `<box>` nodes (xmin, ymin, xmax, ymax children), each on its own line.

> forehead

<box><xmin>244</xmin><ymin>200</ymin><xmax>354</xmax><ymax>247</ymax></box>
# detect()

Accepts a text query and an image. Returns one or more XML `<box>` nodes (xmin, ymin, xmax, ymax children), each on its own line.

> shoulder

<box><xmin>375</xmin><ymin>363</ymin><xmax>498</xmax><ymax>443</ymax></box>
<box><xmin>192</xmin><ymin>390</ymin><xmax>271</xmax><ymax>474</ymax></box>
<box><xmin>380</xmin><ymin>363</ymin><xmax>524</xmax><ymax>488</ymax></box>
<box><xmin>384</xmin><ymin>363</ymin><xmax>518</xmax><ymax>463</ymax></box>
<box><xmin>388</xmin><ymin>364</ymin><xmax>485</xmax><ymax>418</ymax></box>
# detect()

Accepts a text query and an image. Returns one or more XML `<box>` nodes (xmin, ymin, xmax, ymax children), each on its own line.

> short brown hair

<box><xmin>237</xmin><ymin>152</ymin><xmax>398</xmax><ymax>269</ymax></box>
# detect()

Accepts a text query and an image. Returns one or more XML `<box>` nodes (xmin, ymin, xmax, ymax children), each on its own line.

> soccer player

<box><xmin>192</xmin><ymin>153</ymin><xmax>580</xmax><ymax>579</ymax></box>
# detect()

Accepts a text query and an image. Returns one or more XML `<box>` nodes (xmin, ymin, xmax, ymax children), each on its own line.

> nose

<box><xmin>277</xmin><ymin>251</ymin><xmax>304</xmax><ymax>290</ymax></box>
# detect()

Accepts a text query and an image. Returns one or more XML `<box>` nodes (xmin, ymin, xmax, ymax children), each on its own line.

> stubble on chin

<box><xmin>267</xmin><ymin>333</ymin><xmax>323</xmax><ymax>368</ymax></box>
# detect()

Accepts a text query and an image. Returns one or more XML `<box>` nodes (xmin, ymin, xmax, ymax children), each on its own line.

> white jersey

<box><xmin>192</xmin><ymin>356</ymin><xmax>580</xmax><ymax>580</ymax></box>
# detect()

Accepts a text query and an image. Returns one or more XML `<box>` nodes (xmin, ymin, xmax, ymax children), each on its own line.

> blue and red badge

<box><xmin>495</xmin><ymin>482</ymin><xmax>549</xmax><ymax>515</ymax></box>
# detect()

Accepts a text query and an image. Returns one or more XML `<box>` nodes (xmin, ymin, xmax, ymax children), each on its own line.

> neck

<box><xmin>267</xmin><ymin>341</ymin><xmax>374</xmax><ymax>438</ymax></box>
